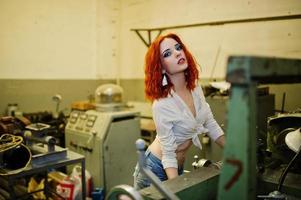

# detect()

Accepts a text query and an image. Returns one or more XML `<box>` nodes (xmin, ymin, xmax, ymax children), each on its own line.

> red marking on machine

<box><xmin>224</xmin><ymin>158</ymin><xmax>243</xmax><ymax>190</ymax></box>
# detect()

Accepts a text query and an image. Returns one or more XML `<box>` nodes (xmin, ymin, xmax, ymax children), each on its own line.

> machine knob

<box><xmin>135</xmin><ymin>139</ymin><xmax>145</xmax><ymax>151</ymax></box>
<box><xmin>24</xmin><ymin>130</ymin><xmax>32</xmax><ymax>138</ymax></box>
<box><xmin>192</xmin><ymin>155</ymin><xmax>199</xmax><ymax>169</ymax></box>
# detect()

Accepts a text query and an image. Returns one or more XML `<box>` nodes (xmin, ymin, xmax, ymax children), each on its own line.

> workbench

<box><xmin>0</xmin><ymin>150</ymin><xmax>86</xmax><ymax>200</ymax></box>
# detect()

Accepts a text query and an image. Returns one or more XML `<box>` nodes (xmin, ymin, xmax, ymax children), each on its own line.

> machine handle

<box><xmin>136</xmin><ymin>139</ymin><xmax>180</xmax><ymax>200</ymax></box>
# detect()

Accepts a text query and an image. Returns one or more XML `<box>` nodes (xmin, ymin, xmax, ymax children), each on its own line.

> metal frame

<box><xmin>2</xmin><ymin>150</ymin><xmax>86</xmax><ymax>200</ymax></box>
<box><xmin>131</xmin><ymin>14</ymin><xmax>301</xmax><ymax>47</ymax></box>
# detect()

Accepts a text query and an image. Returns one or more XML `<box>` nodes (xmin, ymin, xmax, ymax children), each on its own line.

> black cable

<box><xmin>281</xmin><ymin>92</ymin><xmax>286</xmax><ymax>113</ymax></box>
<box><xmin>277</xmin><ymin>144</ymin><xmax>301</xmax><ymax>191</ymax></box>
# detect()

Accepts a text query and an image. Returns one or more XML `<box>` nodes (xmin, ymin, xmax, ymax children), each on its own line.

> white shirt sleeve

<box><xmin>198</xmin><ymin>87</ymin><xmax>224</xmax><ymax>141</ymax></box>
<box><xmin>152</xmin><ymin>100</ymin><xmax>178</xmax><ymax>169</ymax></box>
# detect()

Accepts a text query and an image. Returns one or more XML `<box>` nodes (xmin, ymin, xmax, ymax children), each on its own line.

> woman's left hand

<box><xmin>176</xmin><ymin>139</ymin><xmax>193</xmax><ymax>165</ymax></box>
<box><xmin>176</xmin><ymin>139</ymin><xmax>192</xmax><ymax>152</ymax></box>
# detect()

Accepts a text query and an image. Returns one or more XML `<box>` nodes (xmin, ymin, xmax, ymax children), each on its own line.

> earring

<box><xmin>162</xmin><ymin>71</ymin><xmax>168</xmax><ymax>86</ymax></box>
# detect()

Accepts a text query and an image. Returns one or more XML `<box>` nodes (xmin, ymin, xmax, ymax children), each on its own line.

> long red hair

<box><xmin>144</xmin><ymin>33</ymin><xmax>199</xmax><ymax>102</ymax></box>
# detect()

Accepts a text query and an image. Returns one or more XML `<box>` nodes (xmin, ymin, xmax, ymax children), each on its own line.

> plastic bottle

<box><xmin>92</xmin><ymin>188</ymin><xmax>104</xmax><ymax>200</ymax></box>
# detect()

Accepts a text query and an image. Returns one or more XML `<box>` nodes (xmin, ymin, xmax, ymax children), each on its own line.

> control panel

<box><xmin>66</xmin><ymin>111</ymin><xmax>99</xmax><ymax>134</ymax></box>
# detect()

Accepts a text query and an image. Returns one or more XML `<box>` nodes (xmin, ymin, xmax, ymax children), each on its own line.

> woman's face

<box><xmin>159</xmin><ymin>38</ymin><xmax>188</xmax><ymax>75</ymax></box>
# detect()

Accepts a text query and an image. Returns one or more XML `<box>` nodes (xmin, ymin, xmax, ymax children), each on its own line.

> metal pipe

<box><xmin>131</xmin><ymin>14</ymin><xmax>301</xmax><ymax>32</ymax></box>
<box><xmin>136</xmin><ymin>139</ymin><xmax>180</xmax><ymax>200</ymax></box>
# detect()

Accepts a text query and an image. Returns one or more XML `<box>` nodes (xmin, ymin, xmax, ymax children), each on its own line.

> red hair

<box><xmin>144</xmin><ymin>33</ymin><xmax>199</xmax><ymax>102</ymax></box>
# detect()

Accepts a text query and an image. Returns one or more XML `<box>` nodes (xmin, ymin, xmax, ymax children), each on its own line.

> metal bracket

<box><xmin>132</xmin><ymin>30</ymin><xmax>162</xmax><ymax>47</ymax></box>
<box><xmin>131</xmin><ymin>14</ymin><xmax>301</xmax><ymax>48</ymax></box>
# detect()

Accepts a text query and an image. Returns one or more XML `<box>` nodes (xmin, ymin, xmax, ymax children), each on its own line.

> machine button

<box><xmin>72</xmin><ymin>113</ymin><xmax>79</xmax><ymax>117</ymax></box>
<box><xmin>86</xmin><ymin>121</ymin><xmax>94</xmax><ymax>127</ymax></box>
<box><xmin>88</xmin><ymin>115</ymin><xmax>97</xmax><ymax>121</ymax></box>
<box><xmin>70</xmin><ymin>118</ymin><xmax>77</xmax><ymax>123</ymax></box>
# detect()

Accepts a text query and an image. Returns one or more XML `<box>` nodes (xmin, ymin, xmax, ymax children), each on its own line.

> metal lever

<box><xmin>24</xmin><ymin>130</ymin><xmax>56</xmax><ymax>152</ymax></box>
<box><xmin>136</xmin><ymin>139</ymin><xmax>180</xmax><ymax>200</ymax></box>
<box><xmin>52</xmin><ymin>94</ymin><xmax>62</xmax><ymax>119</ymax></box>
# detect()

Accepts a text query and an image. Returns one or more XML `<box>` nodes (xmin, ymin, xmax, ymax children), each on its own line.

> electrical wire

<box><xmin>0</xmin><ymin>134</ymin><xmax>22</xmax><ymax>152</ymax></box>
<box><xmin>277</xmin><ymin>144</ymin><xmax>301</xmax><ymax>192</ymax></box>
<box><xmin>0</xmin><ymin>134</ymin><xmax>32</xmax><ymax>176</ymax></box>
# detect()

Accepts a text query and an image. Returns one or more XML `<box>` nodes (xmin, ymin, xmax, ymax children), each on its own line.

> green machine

<box><xmin>218</xmin><ymin>56</ymin><xmax>301</xmax><ymax>200</ymax></box>
<box><xmin>107</xmin><ymin>56</ymin><xmax>301</xmax><ymax>200</ymax></box>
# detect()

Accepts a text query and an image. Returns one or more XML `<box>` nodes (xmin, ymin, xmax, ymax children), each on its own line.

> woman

<box><xmin>133</xmin><ymin>33</ymin><xmax>225</xmax><ymax>190</ymax></box>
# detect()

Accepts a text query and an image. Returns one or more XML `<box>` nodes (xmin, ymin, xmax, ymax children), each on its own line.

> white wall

<box><xmin>95</xmin><ymin>0</ymin><xmax>121</xmax><ymax>80</ymax></box>
<box><xmin>119</xmin><ymin>0</ymin><xmax>301</xmax><ymax>79</ymax></box>
<box><xmin>0</xmin><ymin>0</ymin><xmax>120</xmax><ymax>79</ymax></box>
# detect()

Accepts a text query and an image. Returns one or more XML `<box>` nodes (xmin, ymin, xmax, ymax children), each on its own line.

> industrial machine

<box><xmin>106</xmin><ymin>56</ymin><xmax>301</xmax><ymax>200</ymax></box>
<box><xmin>184</xmin><ymin>91</ymin><xmax>275</xmax><ymax>171</ymax></box>
<box><xmin>65</xmin><ymin>84</ymin><xmax>141</xmax><ymax>194</ymax></box>
<box><xmin>218</xmin><ymin>56</ymin><xmax>301</xmax><ymax>200</ymax></box>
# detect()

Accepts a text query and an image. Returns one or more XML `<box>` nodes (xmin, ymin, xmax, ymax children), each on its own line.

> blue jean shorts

<box><xmin>133</xmin><ymin>149</ymin><xmax>183</xmax><ymax>190</ymax></box>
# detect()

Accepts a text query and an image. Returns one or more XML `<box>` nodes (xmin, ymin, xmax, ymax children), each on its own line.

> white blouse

<box><xmin>152</xmin><ymin>85</ymin><xmax>224</xmax><ymax>169</ymax></box>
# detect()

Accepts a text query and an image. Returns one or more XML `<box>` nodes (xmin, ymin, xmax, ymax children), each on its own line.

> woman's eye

<box><xmin>163</xmin><ymin>51</ymin><xmax>172</xmax><ymax>58</ymax></box>
<box><xmin>175</xmin><ymin>44</ymin><xmax>183</xmax><ymax>51</ymax></box>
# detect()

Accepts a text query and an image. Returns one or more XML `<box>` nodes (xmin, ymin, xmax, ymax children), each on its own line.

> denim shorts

<box><xmin>133</xmin><ymin>149</ymin><xmax>183</xmax><ymax>190</ymax></box>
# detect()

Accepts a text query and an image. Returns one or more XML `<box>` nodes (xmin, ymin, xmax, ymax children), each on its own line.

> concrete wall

<box><xmin>0</xmin><ymin>79</ymin><xmax>115</xmax><ymax>115</ymax></box>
